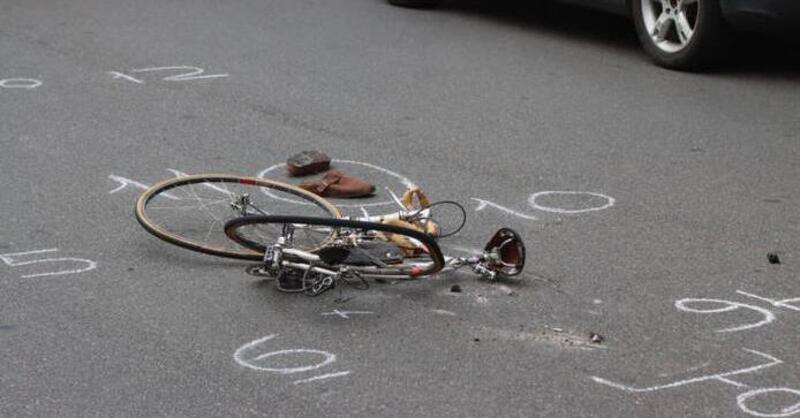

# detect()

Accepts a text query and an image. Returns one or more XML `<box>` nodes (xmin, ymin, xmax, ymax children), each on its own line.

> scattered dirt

<box><xmin>473</xmin><ymin>325</ymin><xmax>607</xmax><ymax>350</ymax></box>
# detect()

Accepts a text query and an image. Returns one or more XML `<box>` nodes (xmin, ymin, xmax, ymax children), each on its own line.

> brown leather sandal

<box><xmin>298</xmin><ymin>170</ymin><xmax>375</xmax><ymax>198</ymax></box>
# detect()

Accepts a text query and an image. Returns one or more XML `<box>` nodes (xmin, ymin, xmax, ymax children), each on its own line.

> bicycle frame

<box><xmin>221</xmin><ymin>188</ymin><xmax>521</xmax><ymax>295</ymax></box>
<box><xmin>236</xmin><ymin>195</ymin><xmax>439</xmax><ymax>254</ymax></box>
<box><xmin>260</xmin><ymin>231</ymin><xmax>501</xmax><ymax>287</ymax></box>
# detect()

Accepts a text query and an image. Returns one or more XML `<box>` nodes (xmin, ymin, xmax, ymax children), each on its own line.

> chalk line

<box><xmin>234</xmin><ymin>335</ymin><xmax>336</xmax><ymax>374</ymax></box>
<box><xmin>293</xmin><ymin>371</ymin><xmax>351</xmax><ymax>385</ymax></box>
<box><xmin>591</xmin><ymin>349</ymin><xmax>782</xmax><ymax>393</ymax></box>
<box><xmin>108</xmin><ymin>71</ymin><xmax>143</xmax><ymax>84</ymax></box>
<box><xmin>0</xmin><ymin>78</ymin><xmax>42</xmax><ymax>89</ymax></box>
<box><xmin>737</xmin><ymin>290</ymin><xmax>800</xmax><ymax>313</ymax></box>
<box><xmin>528</xmin><ymin>191</ymin><xmax>615</xmax><ymax>214</ymax></box>
<box><xmin>675</xmin><ymin>298</ymin><xmax>776</xmax><ymax>333</ymax></box>
<box><xmin>471</xmin><ymin>198</ymin><xmax>539</xmax><ymax>220</ymax></box>
<box><xmin>0</xmin><ymin>248</ymin><xmax>96</xmax><ymax>278</ymax></box>
<box><xmin>321</xmin><ymin>309</ymin><xmax>373</xmax><ymax>319</ymax></box>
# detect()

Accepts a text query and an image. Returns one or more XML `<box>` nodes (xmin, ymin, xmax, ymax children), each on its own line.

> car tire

<box><xmin>387</xmin><ymin>0</ymin><xmax>438</xmax><ymax>8</ymax></box>
<box><xmin>632</xmin><ymin>0</ymin><xmax>731</xmax><ymax>70</ymax></box>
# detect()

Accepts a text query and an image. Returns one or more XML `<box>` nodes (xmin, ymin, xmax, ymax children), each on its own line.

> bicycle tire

<box><xmin>224</xmin><ymin>215</ymin><xmax>445</xmax><ymax>277</ymax></box>
<box><xmin>135</xmin><ymin>174</ymin><xmax>341</xmax><ymax>260</ymax></box>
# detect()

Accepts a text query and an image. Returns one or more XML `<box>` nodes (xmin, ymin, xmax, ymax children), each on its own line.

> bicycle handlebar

<box><xmin>349</xmin><ymin>208</ymin><xmax>431</xmax><ymax>224</ymax></box>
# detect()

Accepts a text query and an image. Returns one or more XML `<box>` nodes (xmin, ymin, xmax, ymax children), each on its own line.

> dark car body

<box><xmin>720</xmin><ymin>0</ymin><xmax>800</xmax><ymax>33</ymax></box>
<box><xmin>564</xmin><ymin>0</ymin><xmax>800</xmax><ymax>33</ymax></box>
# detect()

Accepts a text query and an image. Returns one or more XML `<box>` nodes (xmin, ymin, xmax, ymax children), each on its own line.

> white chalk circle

<box><xmin>0</xmin><ymin>78</ymin><xmax>42</xmax><ymax>89</ymax></box>
<box><xmin>234</xmin><ymin>335</ymin><xmax>336</xmax><ymax>374</ymax></box>
<box><xmin>258</xmin><ymin>160</ymin><xmax>415</xmax><ymax>208</ymax></box>
<box><xmin>737</xmin><ymin>388</ymin><xmax>800</xmax><ymax>417</ymax></box>
<box><xmin>675</xmin><ymin>298</ymin><xmax>744</xmax><ymax>314</ymax></box>
<box><xmin>242</xmin><ymin>349</ymin><xmax>335</xmax><ymax>374</ymax></box>
<box><xmin>675</xmin><ymin>298</ymin><xmax>775</xmax><ymax>333</ymax></box>
<box><xmin>528</xmin><ymin>191</ymin><xmax>615</xmax><ymax>214</ymax></box>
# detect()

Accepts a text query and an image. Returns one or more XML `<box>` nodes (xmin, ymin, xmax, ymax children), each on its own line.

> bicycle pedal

<box><xmin>245</xmin><ymin>264</ymin><xmax>275</xmax><ymax>278</ymax></box>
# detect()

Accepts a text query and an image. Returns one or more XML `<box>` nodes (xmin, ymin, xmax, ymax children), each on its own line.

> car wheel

<box><xmin>387</xmin><ymin>0</ymin><xmax>437</xmax><ymax>8</ymax></box>
<box><xmin>633</xmin><ymin>0</ymin><xmax>731</xmax><ymax>70</ymax></box>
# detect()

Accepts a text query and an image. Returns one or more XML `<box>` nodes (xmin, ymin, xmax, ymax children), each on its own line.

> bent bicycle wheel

<box><xmin>135</xmin><ymin>174</ymin><xmax>341</xmax><ymax>260</ymax></box>
<box><xmin>225</xmin><ymin>215</ymin><xmax>445</xmax><ymax>277</ymax></box>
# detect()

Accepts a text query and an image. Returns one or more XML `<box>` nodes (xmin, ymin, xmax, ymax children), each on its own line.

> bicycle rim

<box><xmin>225</xmin><ymin>215</ymin><xmax>445</xmax><ymax>277</ymax></box>
<box><xmin>135</xmin><ymin>174</ymin><xmax>341</xmax><ymax>259</ymax></box>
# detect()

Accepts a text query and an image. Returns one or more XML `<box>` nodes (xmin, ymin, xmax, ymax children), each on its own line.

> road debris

<box><xmin>767</xmin><ymin>252</ymin><xmax>781</xmax><ymax>264</ymax></box>
<box><xmin>476</xmin><ymin>326</ymin><xmax>605</xmax><ymax>350</ymax></box>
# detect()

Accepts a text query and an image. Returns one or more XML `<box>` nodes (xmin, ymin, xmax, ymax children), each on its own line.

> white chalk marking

<box><xmin>0</xmin><ymin>248</ymin><xmax>96</xmax><ymax>278</ymax></box>
<box><xmin>131</xmin><ymin>66</ymin><xmax>228</xmax><ymax>81</ymax></box>
<box><xmin>787</xmin><ymin>402</ymin><xmax>800</xmax><ymax>415</ymax></box>
<box><xmin>108</xmin><ymin>175</ymin><xmax>149</xmax><ymax>194</ymax></box>
<box><xmin>528</xmin><ymin>191</ymin><xmax>615</xmax><ymax>214</ymax></box>
<box><xmin>591</xmin><ymin>348</ymin><xmax>782</xmax><ymax>393</ymax></box>
<box><xmin>0</xmin><ymin>78</ymin><xmax>42</xmax><ymax>89</ymax></box>
<box><xmin>385</xmin><ymin>187</ymin><xmax>405</xmax><ymax>209</ymax></box>
<box><xmin>258</xmin><ymin>160</ymin><xmax>415</xmax><ymax>208</ymax></box>
<box><xmin>166</xmin><ymin>169</ymin><xmax>188</xmax><ymax>178</ymax></box>
<box><xmin>737</xmin><ymin>290</ymin><xmax>800</xmax><ymax>312</ymax></box>
<box><xmin>659</xmin><ymin>362</ymin><xmax>712</xmax><ymax>378</ymax></box>
<box><xmin>0</xmin><ymin>248</ymin><xmax>59</xmax><ymax>259</ymax></box>
<box><xmin>737</xmin><ymin>388</ymin><xmax>800</xmax><ymax>417</ymax></box>
<box><xmin>234</xmin><ymin>334</ymin><xmax>336</xmax><ymax>374</ymax></box>
<box><xmin>234</xmin><ymin>334</ymin><xmax>276</xmax><ymax>367</ymax></box>
<box><xmin>718</xmin><ymin>376</ymin><xmax>750</xmax><ymax>388</ymax></box>
<box><xmin>360</xmin><ymin>207</ymin><xmax>370</xmax><ymax>218</ymax></box>
<box><xmin>321</xmin><ymin>309</ymin><xmax>373</xmax><ymax>319</ymax></box>
<box><xmin>166</xmin><ymin>169</ymin><xmax>233</xmax><ymax>196</ymax></box>
<box><xmin>431</xmin><ymin>309</ymin><xmax>457</xmax><ymax>316</ymax></box>
<box><xmin>471</xmin><ymin>198</ymin><xmax>539</xmax><ymax>220</ymax></box>
<box><xmin>293</xmin><ymin>371</ymin><xmax>351</xmax><ymax>385</ymax></box>
<box><xmin>594</xmin><ymin>349</ymin><xmax>799</xmax><ymax>417</ymax></box>
<box><xmin>675</xmin><ymin>298</ymin><xmax>776</xmax><ymax>332</ymax></box>
<box><xmin>108</xmin><ymin>174</ymin><xmax>180</xmax><ymax>200</ymax></box>
<box><xmin>108</xmin><ymin>71</ymin><xmax>143</xmax><ymax>84</ymax></box>
<box><xmin>249</xmin><ymin>349</ymin><xmax>335</xmax><ymax>374</ymax></box>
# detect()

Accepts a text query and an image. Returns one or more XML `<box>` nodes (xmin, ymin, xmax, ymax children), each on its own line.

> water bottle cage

<box><xmin>263</xmin><ymin>244</ymin><xmax>283</xmax><ymax>272</ymax></box>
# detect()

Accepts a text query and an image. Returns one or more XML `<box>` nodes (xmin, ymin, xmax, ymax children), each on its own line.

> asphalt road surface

<box><xmin>2</xmin><ymin>0</ymin><xmax>799</xmax><ymax>416</ymax></box>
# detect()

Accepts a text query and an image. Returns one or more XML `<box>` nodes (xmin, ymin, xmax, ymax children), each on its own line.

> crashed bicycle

<box><xmin>134</xmin><ymin>174</ymin><xmax>525</xmax><ymax>295</ymax></box>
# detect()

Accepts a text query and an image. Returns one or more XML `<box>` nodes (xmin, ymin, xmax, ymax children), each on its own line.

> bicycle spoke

<box><xmin>147</xmin><ymin>199</ymin><xmax>230</xmax><ymax>210</ymax></box>
<box><xmin>137</xmin><ymin>175</ymin><xmax>340</xmax><ymax>259</ymax></box>
<box><xmin>203</xmin><ymin>218</ymin><xmax>220</xmax><ymax>245</ymax></box>
<box><xmin>188</xmin><ymin>182</ymin><xmax>223</xmax><ymax>222</ymax></box>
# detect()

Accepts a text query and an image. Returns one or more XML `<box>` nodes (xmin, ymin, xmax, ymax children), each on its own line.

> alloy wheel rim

<box><xmin>641</xmin><ymin>0</ymin><xmax>699</xmax><ymax>53</ymax></box>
